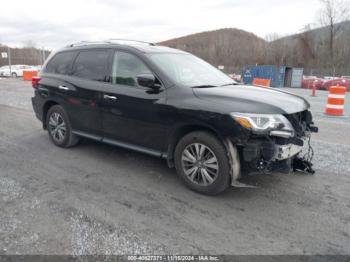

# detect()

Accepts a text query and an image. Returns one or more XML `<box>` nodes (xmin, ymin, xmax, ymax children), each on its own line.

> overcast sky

<box><xmin>1</xmin><ymin>0</ymin><xmax>325</xmax><ymax>50</ymax></box>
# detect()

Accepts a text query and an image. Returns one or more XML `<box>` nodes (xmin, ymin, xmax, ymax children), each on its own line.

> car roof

<box><xmin>60</xmin><ymin>41</ymin><xmax>188</xmax><ymax>55</ymax></box>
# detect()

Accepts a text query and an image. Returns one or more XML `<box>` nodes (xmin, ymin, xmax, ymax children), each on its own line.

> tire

<box><xmin>174</xmin><ymin>131</ymin><xmax>231</xmax><ymax>195</ymax></box>
<box><xmin>11</xmin><ymin>72</ymin><xmax>17</xmax><ymax>78</ymax></box>
<box><xmin>46</xmin><ymin>105</ymin><xmax>80</xmax><ymax>148</ymax></box>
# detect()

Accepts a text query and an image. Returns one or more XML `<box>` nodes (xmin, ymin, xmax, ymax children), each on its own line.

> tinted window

<box><xmin>72</xmin><ymin>50</ymin><xmax>110</xmax><ymax>82</ymax></box>
<box><xmin>112</xmin><ymin>52</ymin><xmax>152</xmax><ymax>87</ymax></box>
<box><xmin>45</xmin><ymin>51</ymin><xmax>77</xmax><ymax>75</ymax></box>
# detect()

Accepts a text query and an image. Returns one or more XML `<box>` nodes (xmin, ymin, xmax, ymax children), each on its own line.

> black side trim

<box><xmin>72</xmin><ymin>131</ymin><xmax>102</xmax><ymax>142</ymax></box>
<box><xmin>103</xmin><ymin>138</ymin><xmax>163</xmax><ymax>157</ymax></box>
<box><xmin>72</xmin><ymin>130</ymin><xmax>167</xmax><ymax>158</ymax></box>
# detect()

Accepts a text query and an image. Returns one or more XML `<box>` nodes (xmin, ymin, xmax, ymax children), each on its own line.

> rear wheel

<box><xmin>174</xmin><ymin>131</ymin><xmax>231</xmax><ymax>195</ymax></box>
<box><xmin>46</xmin><ymin>105</ymin><xmax>79</xmax><ymax>148</ymax></box>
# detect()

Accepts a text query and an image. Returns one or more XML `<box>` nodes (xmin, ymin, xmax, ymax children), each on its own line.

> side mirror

<box><xmin>137</xmin><ymin>74</ymin><xmax>160</xmax><ymax>89</ymax></box>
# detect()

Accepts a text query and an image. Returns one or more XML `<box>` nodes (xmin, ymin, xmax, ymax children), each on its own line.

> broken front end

<box><xmin>232</xmin><ymin>110</ymin><xmax>318</xmax><ymax>175</ymax></box>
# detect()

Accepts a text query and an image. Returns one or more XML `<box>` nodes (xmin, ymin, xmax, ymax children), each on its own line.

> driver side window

<box><xmin>112</xmin><ymin>52</ymin><xmax>152</xmax><ymax>87</ymax></box>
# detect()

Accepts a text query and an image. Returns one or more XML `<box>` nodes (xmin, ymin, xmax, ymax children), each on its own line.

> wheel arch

<box><xmin>165</xmin><ymin>124</ymin><xmax>225</xmax><ymax>168</ymax></box>
<box><xmin>42</xmin><ymin>100</ymin><xmax>59</xmax><ymax>129</ymax></box>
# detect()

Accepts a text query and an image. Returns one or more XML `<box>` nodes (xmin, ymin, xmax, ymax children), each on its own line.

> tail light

<box><xmin>32</xmin><ymin>76</ymin><xmax>41</xmax><ymax>89</ymax></box>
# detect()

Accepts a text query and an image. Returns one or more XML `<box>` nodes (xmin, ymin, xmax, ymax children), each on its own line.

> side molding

<box><xmin>72</xmin><ymin>130</ymin><xmax>167</xmax><ymax>158</ymax></box>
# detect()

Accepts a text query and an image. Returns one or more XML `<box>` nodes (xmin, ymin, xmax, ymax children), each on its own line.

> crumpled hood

<box><xmin>192</xmin><ymin>85</ymin><xmax>310</xmax><ymax>114</ymax></box>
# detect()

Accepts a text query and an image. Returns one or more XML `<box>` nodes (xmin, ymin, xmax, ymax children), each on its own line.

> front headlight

<box><xmin>230</xmin><ymin>113</ymin><xmax>294</xmax><ymax>137</ymax></box>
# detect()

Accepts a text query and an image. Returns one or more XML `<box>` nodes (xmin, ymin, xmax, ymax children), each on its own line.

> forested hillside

<box><xmin>160</xmin><ymin>21</ymin><xmax>350</xmax><ymax>76</ymax></box>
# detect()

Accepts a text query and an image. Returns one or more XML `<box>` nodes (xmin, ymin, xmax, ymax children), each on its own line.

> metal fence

<box><xmin>0</xmin><ymin>46</ymin><xmax>51</xmax><ymax>67</ymax></box>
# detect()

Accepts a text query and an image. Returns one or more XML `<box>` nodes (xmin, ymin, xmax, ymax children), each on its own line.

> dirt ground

<box><xmin>0</xmin><ymin>78</ymin><xmax>349</xmax><ymax>255</ymax></box>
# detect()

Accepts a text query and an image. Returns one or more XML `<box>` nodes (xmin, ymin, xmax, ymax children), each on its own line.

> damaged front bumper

<box><xmin>239</xmin><ymin>135</ymin><xmax>315</xmax><ymax>175</ymax></box>
<box><xmin>274</xmin><ymin>143</ymin><xmax>303</xmax><ymax>161</ymax></box>
<box><xmin>226</xmin><ymin>110</ymin><xmax>318</xmax><ymax>185</ymax></box>
<box><xmin>239</xmin><ymin>124</ymin><xmax>318</xmax><ymax>176</ymax></box>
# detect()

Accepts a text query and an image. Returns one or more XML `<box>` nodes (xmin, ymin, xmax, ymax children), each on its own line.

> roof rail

<box><xmin>105</xmin><ymin>39</ymin><xmax>156</xmax><ymax>46</ymax></box>
<box><xmin>66</xmin><ymin>41</ymin><xmax>109</xmax><ymax>48</ymax></box>
<box><xmin>66</xmin><ymin>39</ymin><xmax>156</xmax><ymax>48</ymax></box>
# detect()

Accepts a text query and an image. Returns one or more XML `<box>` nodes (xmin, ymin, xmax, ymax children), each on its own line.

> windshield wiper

<box><xmin>220</xmin><ymin>82</ymin><xmax>239</xmax><ymax>87</ymax></box>
<box><xmin>190</xmin><ymin>85</ymin><xmax>217</xmax><ymax>88</ymax></box>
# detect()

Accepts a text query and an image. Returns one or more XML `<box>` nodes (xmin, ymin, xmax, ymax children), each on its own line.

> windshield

<box><xmin>147</xmin><ymin>53</ymin><xmax>235</xmax><ymax>87</ymax></box>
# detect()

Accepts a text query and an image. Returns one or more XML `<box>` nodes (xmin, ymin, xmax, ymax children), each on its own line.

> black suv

<box><xmin>31</xmin><ymin>40</ymin><xmax>318</xmax><ymax>195</ymax></box>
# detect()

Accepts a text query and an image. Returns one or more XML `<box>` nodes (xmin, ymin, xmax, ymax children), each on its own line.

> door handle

<box><xmin>58</xmin><ymin>85</ymin><xmax>69</xmax><ymax>91</ymax></box>
<box><xmin>103</xmin><ymin>94</ymin><xmax>118</xmax><ymax>100</ymax></box>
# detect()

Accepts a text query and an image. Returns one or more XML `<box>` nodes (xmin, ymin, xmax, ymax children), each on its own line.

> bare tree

<box><xmin>264</xmin><ymin>33</ymin><xmax>281</xmax><ymax>42</ymax></box>
<box><xmin>318</xmin><ymin>0</ymin><xmax>349</xmax><ymax>76</ymax></box>
<box><xmin>298</xmin><ymin>25</ymin><xmax>316</xmax><ymax>64</ymax></box>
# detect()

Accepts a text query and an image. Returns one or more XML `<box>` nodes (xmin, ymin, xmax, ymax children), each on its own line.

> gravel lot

<box><xmin>0</xmin><ymin>78</ymin><xmax>349</xmax><ymax>255</ymax></box>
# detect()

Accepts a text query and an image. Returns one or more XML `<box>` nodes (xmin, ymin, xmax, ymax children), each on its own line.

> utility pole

<box><xmin>7</xmin><ymin>46</ymin><xmax>12</xmax><ymax>74</ymax></box>
<box><xmin>42</xmin><ymin>47</ymin><xmax>46</xmax><ymax>64</ymax></box>
<box><xmin>39</xmin><ymin>48</ymin><xmax>42</xmax><ymax>65</ymax></box>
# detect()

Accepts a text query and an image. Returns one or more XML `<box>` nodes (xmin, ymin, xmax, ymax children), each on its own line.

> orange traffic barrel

<box><xmin>325</xmin><ymin>86</ymin><xmax>346</xmax><ymax>116</ymax></box>
<box><xmin>23</xmin><ymin>70</ymin><xmax>38</xmax><ymax>81</ymax></box>
<box><xmin>252</xmin><ymin>78</ymin><xmax>271</xmax><ymax>88</ymax></box>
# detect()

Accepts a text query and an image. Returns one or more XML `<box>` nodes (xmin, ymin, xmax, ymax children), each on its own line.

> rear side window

<box><xmin>45</xmin><ymin>51</ymin><xmax>77</xmax><ymax>75</ymax></box>
<box><xmin>72</xmin><ymin>50</ymin><xmax>110</xmax><ymax>82</ymax></box>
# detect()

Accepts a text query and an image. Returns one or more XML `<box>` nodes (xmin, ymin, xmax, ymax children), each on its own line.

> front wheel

<box><xmin>174</xmin><ymin>131</ymin><xmax>231</xmax><ymax>195</ymax></box>
<box><xmin>11</xmin><ymin>72</ymin><xmax>17</xmax><ymax>78</ymax></box>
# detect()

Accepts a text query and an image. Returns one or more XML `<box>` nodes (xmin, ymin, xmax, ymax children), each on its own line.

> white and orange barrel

<box><xmin>325</xmin><ymin>86</ymin><xmax>346</xmax><ymax>116</ymax></box>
